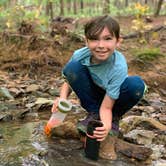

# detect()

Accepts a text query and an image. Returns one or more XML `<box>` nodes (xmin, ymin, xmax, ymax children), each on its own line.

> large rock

<box><xmin>123</xmin><ymin>129</ymin><xmax>155</xmax><ymax>145</ymax></box>
<box><xmin>120</xmin><ymin>115</ymin><xmax>166</xmax><ymax>134</ymax></box>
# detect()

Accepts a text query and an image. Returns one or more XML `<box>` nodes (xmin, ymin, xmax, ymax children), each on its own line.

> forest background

<box><xmin>0</xmin><ymin>0</ymin><xmax>165</xmax><ymax>33</ymax></box>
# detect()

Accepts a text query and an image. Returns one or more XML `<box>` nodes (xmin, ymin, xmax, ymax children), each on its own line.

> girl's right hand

<box><xmin>51</xmin><ymin>97</ymin><xmax>60</xmax><ymax>113</ymax></box>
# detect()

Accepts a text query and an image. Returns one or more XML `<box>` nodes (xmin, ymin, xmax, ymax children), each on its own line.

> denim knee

<box><xmin>63</xmin><ymin>60</ymin><xmax>83</xmax><ymax>83</ymax></box>
<box><xmin>126</xmin><ymin>76</ymin><xmax>145</xmax><ymax>102</ymax></box>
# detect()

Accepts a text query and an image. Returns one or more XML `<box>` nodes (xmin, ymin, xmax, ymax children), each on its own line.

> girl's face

<box><xmin>86</xmin><ymin>27</ymin><xmax>120</xmax><ymax>64</ymax></box>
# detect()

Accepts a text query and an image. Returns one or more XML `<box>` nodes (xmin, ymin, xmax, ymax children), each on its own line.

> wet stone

<box><xmin>159</xmin><ymin>115</ymin><xmax>166</xmax><ymax>125</ymax></box>
<box><xmin>123</xmin><ymin>129</ymin><xmax>155</xmax><ymax>145</ymax></box>
<box><xmin>0</xmin><ymin>87</ymin><xmax>14</xmax><ymax>100</ymax></box>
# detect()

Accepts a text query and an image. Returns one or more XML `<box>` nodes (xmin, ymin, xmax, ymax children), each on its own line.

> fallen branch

<box><xmin>122</xmin><ymin>25</ymin><xmax>166</xmax><ymax>39</ymax></box>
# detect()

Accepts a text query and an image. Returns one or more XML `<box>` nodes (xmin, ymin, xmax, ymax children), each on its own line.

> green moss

<box><xmin>132</xmin><ymin>48</ymin><xmax>165</xmax><ymax>60</ymax></box>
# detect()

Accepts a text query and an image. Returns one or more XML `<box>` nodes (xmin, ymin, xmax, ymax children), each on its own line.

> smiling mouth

<box><xmin>96</xmin><ymin>51</ymin><xmax>107</xmax><ymax>54</ymax></box>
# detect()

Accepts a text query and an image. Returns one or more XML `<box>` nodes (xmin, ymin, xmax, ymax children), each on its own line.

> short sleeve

<box><xmin>106</xmin><ymin>66</ymin><xmax>127</xmax><ymax>99</ymax></box>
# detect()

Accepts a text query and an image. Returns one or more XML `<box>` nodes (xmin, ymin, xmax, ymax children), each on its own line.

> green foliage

<box><xmin>133</xmin><ymin>47</ymin><xmax>165</xmax><ymax>61</ymax></box>
<box><xmin>0</xmin><ymin>3</ymin><xmax>49</xmax><ymax>33</ymax></box>
<box><xmin>131</xmin><ymin>3</ymin><xmax>151</xmax><ymax>32</ymax></box>
<box><xmin>0</xmin><ymin>1</ymin><xmax>165</xmax><ymax>33</ymax></box>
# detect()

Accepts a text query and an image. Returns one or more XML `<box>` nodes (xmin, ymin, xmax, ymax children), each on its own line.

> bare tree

<box><xmin>125</xmin><ymin>0</ymin><xmax>129</xmax><ymax>7</ymax></box>
<box><xmin>80</xmin><ymin>0</ymin><xmax>84</xmax><ymax>13</ymax></box>
<box><xmin>60</xmin><ymin>0</ymin><xmax>64</xmax><ymax>16</ymax></box>
<box><xmin>154</xmin><ymin>0</ymin><xmax>164</xmax><ymax>16</ymax></box>
<box><xmin>73</xmin><ymin>0</ymin><xmax>77</xmax><ymax>15</ymax></box>
<box><xmin>103</xmin><ymin>0</ymin><xmax>110</xmax><ymax>14</ymax></box>
<box><xmin>67</xmin><ymin>0</ymin><xmax>72</xmax><ymax>13</ymax></box>
<box><xmin>46</xmin><ymin>1</ymin><xmax>53</xmax><ymax>20</ymax></box>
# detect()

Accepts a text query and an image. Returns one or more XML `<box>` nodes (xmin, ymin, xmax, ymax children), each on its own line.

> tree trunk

<box><xmin>49</xmin><ymin>2</ymin><xmax>53</xmax><ymax>20</ymax></box>
<box><xmin>103</xmin><ymin>0</ymin><xmax>110</xmax><ymax>14</ymax></box>
<box><xmin>125</xmin><ymin>0</ymin><xmax>129</xmax><ymax>7</ymax></box>
<box><xmin>73</xmin><ymin>0</ymin><xmax>77</xmax><ymax>15</ymax></box>
<box><xmin>80</xmin><ymin>0</ymin><xmax>84</xmax><ymax>13</ymax></box>
<box><xmin>67</xmin><ymin>0</ymin><xmax>71</xmax><ymax>13</ymax></box>
<box><xmin>154</xmin><ymin>0</ymin><xmax>163</xmax><ymax>16</ymax></box>
<box><xmin>60</xmin><ymin>0</ymin><xmax>64</xmax><ymax>16</ymax></box>
<box><xmin>46</xmin><ymin>1</ymin><xmax>53</xmax><ymax>20</ymax></box>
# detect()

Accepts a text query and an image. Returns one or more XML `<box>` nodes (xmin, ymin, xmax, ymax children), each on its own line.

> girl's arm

<box><xmin>59</xmin><ymin>81</ymin><xmax>72</xmax><ymax>99</ymax></box>
<box><xmin>93</xmin><ymin>94</ymin><xmax>115</xmax><ymax>141</ymax></box>
<box><xmin>51</xmin><ymin>82</ymin><xmax>72</xmax><ymax>112</ymax></box>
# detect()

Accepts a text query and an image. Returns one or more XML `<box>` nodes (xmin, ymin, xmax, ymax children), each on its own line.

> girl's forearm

<box><xmin>59</xmin><ymin>82</ymin><xmax>72</xmax><ymax>99</ymax></box>
<box><xmin>100</xmin><ymin>108</ymin><xmax>112</xmax><ymax>130</ymax></box>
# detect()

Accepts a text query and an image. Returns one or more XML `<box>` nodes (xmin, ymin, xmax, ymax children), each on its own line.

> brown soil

<box><xmin>0</xmin><ymin>16</ymin><xmax>165</xmax><ymax>97</ymax></box>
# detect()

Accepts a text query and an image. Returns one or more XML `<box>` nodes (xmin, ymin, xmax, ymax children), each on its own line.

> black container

<box><xmin>85</xmin><ymin>120</ymin><xmax>103</xmax><ymax>160</ymax></box>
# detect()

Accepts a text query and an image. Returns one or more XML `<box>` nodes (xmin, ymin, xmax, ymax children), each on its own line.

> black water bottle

<box><xmin>85</xmin><ymin>120</ymin><xmax>103</xmax><ymax>160</ymax></box>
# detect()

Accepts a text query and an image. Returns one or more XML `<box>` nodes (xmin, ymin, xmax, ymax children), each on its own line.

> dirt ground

<box><xmin>0</xmin><ymin>15</ymin><xmax>165</xmax><ymax>98</ymax></box>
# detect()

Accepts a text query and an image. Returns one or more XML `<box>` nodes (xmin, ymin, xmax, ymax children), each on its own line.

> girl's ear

<box><xmin>116</xmin><ymin>37</ymin><xmax>123</xmax><ymax>47</ymax></box>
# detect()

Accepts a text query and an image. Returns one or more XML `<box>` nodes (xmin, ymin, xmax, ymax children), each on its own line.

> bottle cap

<box><xmin>58</xmin><ymin>99</ymin><xmax>72</xmax><ymax>113</ymax></box>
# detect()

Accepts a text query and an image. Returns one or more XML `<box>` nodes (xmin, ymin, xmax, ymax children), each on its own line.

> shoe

<box><xmin>110</xmin><ymin>117</ymin><xmax>120</xmax><ymax>136</ymax></box>
<box><xmin>77</xmin><ymin>112</ymin><xmax>99</xmax><ymax>134</ymax></box>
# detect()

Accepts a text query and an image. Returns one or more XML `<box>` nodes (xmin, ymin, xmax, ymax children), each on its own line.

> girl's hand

<box><xmin>93</xmin><ymin>126</ymin><xmax>110</xmax><ymax>141</ymax></box>
<box><xmin>51</xmin><ymin>97</ymin><xmax>60</xmax><ymax>113</ymax></box>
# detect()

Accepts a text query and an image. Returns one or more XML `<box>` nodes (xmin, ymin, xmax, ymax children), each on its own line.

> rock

<box><xmin>9</xmin><ymin>87</ymin><xmax>24</xmax><ymax>97</ymax></box>
<box><xmin>26</xmin><ymin>84</ymin><xmax>40</xmax><ymax>92</ymax></box>
<box><xmin>152</xmin><ymin>160</ymin><xmax>166</xmax><ymax>166</ymax></box>
<box><xmin>0</xmin><ymin>87</ymin><xmax>14</xmax><ymax>100</ymax></box>
<box><xmin>35</xmin><ymin>97</ymin><xmax>54</xmax><ymax>105</ymax></box>
<box><xmin>153</xmin><ymin>131</ymin><xmax>166</xmax><ymax>145</ymax></box>
<box><xmin>0</xmin><ymin>113</ymin><xmax>13</xmax><ymax>121</ymax></box>
<box><xmin>159</xmin><ymin>88</ymin><xmax>166</xmax><ymax>96</ymax></box>
<box><xmin>159</xmin><ymin>115</ymin><xmax>166</xmax><ymax>125</ymax></box>
<box><xmin>115</xmin><ymin>137</ymin><xmax>153</xmax><ymax>161</ymax></box>
<box><xmin>123</xmin><ymin>129</ymin><xmax>155</xmax><ymax>145</ymax></box>
<box><xmin>0</xmin><ymin>134</ymin><xmax>3</xmax><ymax>139</ymax></box>
<box><xmin>149</xmin><ymin>144</ymin><xmax>166</xmax><ymax>160</ymax></box>
<box><xmin>0</xmin><ymin>103</ymin><xmax>8</xmax><ymax>111</ymax></box>
<box><xmin>48</xmin><ymin>88</ymin><xmax>60</xmax><ymax>96</ymax></box>
<box><xmin>120</xmin><ymin>116</ymin><xmax>166</xmax><ymax>133</ymax></box>
<box><xmin>50</xmin><ymin>120</ymin><xmax>79</xmax><ymax>139</ymax></box>
<box><xmin>99</xmin><ymin>135</ymin><xmax>153</xmax><ymax>161</ymax></box>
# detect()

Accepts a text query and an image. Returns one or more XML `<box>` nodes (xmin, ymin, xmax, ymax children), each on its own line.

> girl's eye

<box><xmin>105</xmin><ymin>37</ymin><xmax>112</xmax><ymax>40</ymax></box>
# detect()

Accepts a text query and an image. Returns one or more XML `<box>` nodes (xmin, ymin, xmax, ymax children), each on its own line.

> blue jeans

<box><xmin>63</xmin><ymin>60</ymin><xmax>145</xmax><ymax>118</ymax></box>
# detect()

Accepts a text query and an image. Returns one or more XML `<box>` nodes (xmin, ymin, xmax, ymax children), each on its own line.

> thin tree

<box><xmin>80</xmin><ymin>0</ymin><xmax>84</xmax><ymax>13</ymax></box>
<box><xmin>154</xmin><ymin>0</ymin><xmax>164</xmax><ymax>16</ymax></box>
<box><xmin>67</xmin><ymin>0</ymin><xmax>72</xmax><ymax>13</ymax></box>
<box><xmin>46</xmin><ymin>1</ymin><xmax>53</xmax><ymax>20</ymax></box>
<box><xmin>60</xmin><ymin>0</ymin><xmax>64</xmax><ymax>16</ymax></box>
<box><xmin>125</xmin><ymin>0</ymin><xmax>129</xmax><ymax>7</ymax></box>
<box><xmin>73</xmin><ymin>0</ymin><xmax>77</xmax><ymax>15</ymax></box>
<box><xmin>103</xmin><ymin>0</ymin><xmax>110</xmax><ymax>14</ymax></box>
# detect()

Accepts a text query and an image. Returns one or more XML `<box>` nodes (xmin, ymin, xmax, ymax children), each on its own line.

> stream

<box><xmin>0</xmin><ymin>112</ymin><xmax>143</xmax><ymax>166</ymax></box>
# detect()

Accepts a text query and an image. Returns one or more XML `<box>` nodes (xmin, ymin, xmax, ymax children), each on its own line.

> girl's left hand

<box><xmin>93</xmin><ymin>126</ymin><xmax>110</xmax><ymax>141</ymax></box>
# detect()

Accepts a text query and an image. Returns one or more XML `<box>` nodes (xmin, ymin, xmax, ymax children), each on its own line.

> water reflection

<box><xmin>0</xmin><ymin>121</ymin><xmax>38</xmax><ymax>165</ymax></box>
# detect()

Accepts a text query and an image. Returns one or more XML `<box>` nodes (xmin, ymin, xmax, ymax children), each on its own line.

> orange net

<box><xmin>44</xmin><ymin>118</ymin><xmax>61</xmax><ymax>136</ymax></box>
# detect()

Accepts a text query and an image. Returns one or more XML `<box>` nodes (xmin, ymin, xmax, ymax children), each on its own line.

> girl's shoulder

<box><xmin>72</xmin><ymin>47</ymin><xmax>91</xmax><ymax>61</ymax></box>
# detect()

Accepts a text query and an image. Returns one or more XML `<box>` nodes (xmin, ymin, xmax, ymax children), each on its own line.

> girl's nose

<box><xmin>97</xmin><ymin>40</ymin><xmax>104</xmax><ymax>48</ymax></box>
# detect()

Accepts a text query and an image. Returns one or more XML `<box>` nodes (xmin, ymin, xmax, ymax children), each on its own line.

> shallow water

<box><xmin>0</xmin><ymin>112</ymin><xmax>144</xmax><ymax>166</ymax></box>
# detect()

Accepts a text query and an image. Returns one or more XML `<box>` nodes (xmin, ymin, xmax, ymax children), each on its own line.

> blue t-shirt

<box><xmin>69</xmin><ymin>47</ymin><xmax>128</xmax><ymax>100</ymax></box>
